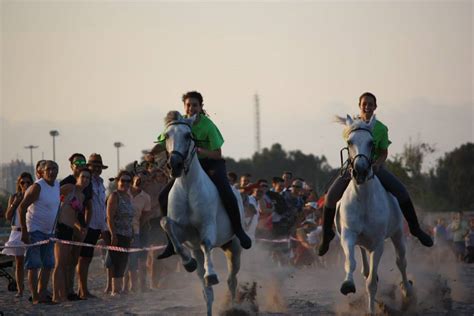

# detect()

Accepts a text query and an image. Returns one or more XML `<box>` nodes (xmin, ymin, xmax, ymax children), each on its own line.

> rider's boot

<box><xmin>318</xmin><ymin>206</ymin><xmax>336</xmax><ymax>256</ymax></box>
<box><xmin>157</xmin><ymin>235</ymin><xmax>175</xmax><ymax>259</ymax></box>
<box><xmin>226</xmin><ymin>205</ymin><xmax>251</xmax><ymax>249</ymax></box>
<box><xmin>157</xmin><ymin>181</ymin><xmax>176</xmax><ymax>259</ymax></box>
<box><xmin>399</xmin><ymin>200</ymin><xmax>433</xmax><ymax>247</ymax></box>
<box><xmin>234</xmin><ymin>227</ymin><xmax>252</xmax><ymax>249</ymax></box>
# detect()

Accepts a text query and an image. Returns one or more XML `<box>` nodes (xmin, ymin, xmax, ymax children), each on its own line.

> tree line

<box><xmin>225</xmin><ymin>142</ymin><xmax>474</xmax><ymax>213</ymax></box>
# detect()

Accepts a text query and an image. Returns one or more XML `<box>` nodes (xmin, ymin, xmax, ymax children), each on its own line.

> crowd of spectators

<box><xmin>1</xmin><ymin>153</ymin><xmax>473</xmax><ymax>305</ymax></box>
<box><xmin>1</xmin><ymin>153</ymin><xmax>169</xmax><ymax>302</ymax></box>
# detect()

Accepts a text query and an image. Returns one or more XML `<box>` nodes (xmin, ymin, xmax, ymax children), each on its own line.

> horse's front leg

<box><xmin>367</xmin><ymin>243</ymin><xmax>383</xmax><ymax>315</ymax></box>
<box><xmin>222</xmin><ymin>238</ymin><xmax>241</xmax><ymax>305</ymax></box>
<box><xmin>160</xmin><ymin>217</ymin><xmax>197</xmax><ymax>272</ymax></box>
<box><xmin>200</xmin><ymin>222</ymin><xmax>218</xmax><ymax>287</ymax></box>
<box><xmin>192</xmin><ymin>249</ymin><xmax>214</xmax><ymax>316</ymax></box>
<box><xmin>340</xmin><ymin>229</ymin><xmax>357</xmax><ymax>295</ymax></box>
<box><xmin>391</xmin><ymin>230</ymin><xmax>414</xmax><ymax>300</ymax></box>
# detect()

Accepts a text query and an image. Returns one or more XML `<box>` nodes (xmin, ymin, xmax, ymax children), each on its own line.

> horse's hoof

<box><xmin>204</xmin><ymin>274</ymin><xmax>219</xmax><ymax>287</ymax></box>
<box><xmin>183</xmin><ymin>258</ymin><xmax>197</xmax><ymax>273</ymax></box>
<box><xmin>340</xmin><ymin>280</ymin><xmax>356</xmax><ymax>295</ymax></box>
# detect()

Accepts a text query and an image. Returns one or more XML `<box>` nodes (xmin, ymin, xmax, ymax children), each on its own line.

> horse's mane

<box><xmin>164</xmin><ymin>111</ymin><xmax>183</xmax><ymax>126</ymax></box>
<box><xmin>334</xmin><ymin>115</ymin><xmax>372</xmax><ymax>140</ymax></box>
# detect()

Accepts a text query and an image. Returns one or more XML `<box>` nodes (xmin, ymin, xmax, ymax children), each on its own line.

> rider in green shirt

<box><xmin>154</xmin><ymin>91</ymin><xmax>251</xmax><ymax>259</ymax></box>
<box><xmin>319</xmin><ymin>92</ymin><xmax>433</xmax><ymax>256</ymax></box>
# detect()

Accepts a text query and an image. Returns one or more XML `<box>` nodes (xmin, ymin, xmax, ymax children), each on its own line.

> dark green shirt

<box><xmin>372</xmin><ymin>120</ymin><xmax>391</xmax><ymax>161</ymax></box>
<box><xmin>343</xmin><ymin>119</ymin><xmax>391</xmax><ymax>161</ymax></box>
<box><xmin>156</xmin><ymin>114</ymin><xmax>224</xmax><ymax>158</ymax></box>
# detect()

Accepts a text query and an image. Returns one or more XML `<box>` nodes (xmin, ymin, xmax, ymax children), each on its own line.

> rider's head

<box><xmin>183</xmin><ymin>91</ymin><xmax>205</xmax><ymax>117</ymax></box>
<box><xmin>358</xmin><ymin>92</ymin><xmax>377</xmax><ymax>122</ymax></box>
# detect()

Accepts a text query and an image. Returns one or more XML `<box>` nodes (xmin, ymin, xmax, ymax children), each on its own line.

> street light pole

<box><xmin>49</xmin><ymin>130</ymin><xmax>59</xmax><ymax>161</ymax></box>
<box><xmin>113</xmin><ymin>142</ymin><xmax>124</xmax><ymax>173</ymax></box>
<box><xmin>24</xmin><ymin>145</ymin><xmax>39</xmax><ymax>174</ymax></box>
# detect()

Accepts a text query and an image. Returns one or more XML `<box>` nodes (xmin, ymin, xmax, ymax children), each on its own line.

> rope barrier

<box><xmin>1</xmin><ymin>236</ymin><xmax>298</xmax><ymax>252</ymax></box>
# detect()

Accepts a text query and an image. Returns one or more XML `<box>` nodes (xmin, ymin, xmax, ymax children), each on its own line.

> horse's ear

<box><xmin>346</xmin><ymin>114</ymin><xmax>353</xmax><ymax>126</ymax></box>
<box><xmin>368</xmin><ymin>114</ymin><xmax>376</xmax><ymax>130</ymax></box>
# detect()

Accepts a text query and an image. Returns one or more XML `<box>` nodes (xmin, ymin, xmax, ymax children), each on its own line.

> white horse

<box><xmin>335</xmin><ymin>115</ymin><xmax>414</xmax><ymax>314</ymax></box>
<box><xmin>159</xmin><ymin>111</ymin><xmax>242</xmax><ymax>316</ymax></box>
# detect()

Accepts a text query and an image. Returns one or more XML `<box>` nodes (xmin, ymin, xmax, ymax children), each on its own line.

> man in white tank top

<box><xmin>18</xmin><ymin>160</ymin><xmax>60</xmax><ymax>304</ymax></box>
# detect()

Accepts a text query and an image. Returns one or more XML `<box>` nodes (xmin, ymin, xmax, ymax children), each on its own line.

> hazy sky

<box><xmin>1</xmin><ymin>1</ymin><xmax>472</xmax><ymax>183</ymax></box>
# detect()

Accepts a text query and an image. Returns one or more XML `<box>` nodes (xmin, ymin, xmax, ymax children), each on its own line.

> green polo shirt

<box><xmin>156</xmin><ymin>114</ymin><xmax>224</xmax><ymax>157</ymax></box>
<box><xmin>343</xmin><ymin>119</ymin><xmax>391</xmax><ymax>161</ymax></box>
<box><xmin>372</xmin><ymin>120</ymin><xmax>391</xmax><ymax>161</ymax></box>
<box><xmin>191</xmin><ymin>114</ymin><xmax>224</xmax><ymax>151</ymax></box>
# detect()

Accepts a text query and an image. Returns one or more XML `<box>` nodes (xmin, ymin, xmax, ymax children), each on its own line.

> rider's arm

<box><xmin>197</xmin><ymin>147</ymin><xmax>222</xmax><ymax>160</ymax></box>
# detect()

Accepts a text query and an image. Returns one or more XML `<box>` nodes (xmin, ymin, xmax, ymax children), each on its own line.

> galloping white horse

<box><xmin>160</xmin><ymin>111</ymin><xmax>242</xmax><ymax>316</ymax></box>
<box><xmin>335</xmin><ymin>115</ymin><xmax>413</xmax><ymax>314</ymax></box>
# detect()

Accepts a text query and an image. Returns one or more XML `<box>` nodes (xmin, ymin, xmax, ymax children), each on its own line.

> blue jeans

<box><xmin>25</xmin><ymin>231</ymin><xmax>55</xmax><ymax>270</ymax></box>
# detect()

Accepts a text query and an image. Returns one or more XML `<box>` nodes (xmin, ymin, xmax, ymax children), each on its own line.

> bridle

<box><xmin>165</xmin><ymin>121</ymin><xmax>197</xmax><ymax>175</ymax></box>
<box><xmin>340</xmin><ymin>127</ymin><xmax>374</xmax><ymax>180</ymax></box>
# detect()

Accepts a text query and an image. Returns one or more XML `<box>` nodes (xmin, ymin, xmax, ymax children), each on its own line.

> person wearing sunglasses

<box><xmin>105</xmin><ymin>170</ymin><xmax>135</xmax><ymax>296</ymax></box>
<box><xmin>2</xmin><ymin>172</ymin><xmax>34</xmax><ymax>298</ymax></box>
<box><xmin>59</xmin><ymin>153</ymin><xmax>93</xmax><ymax>301</ymax></box>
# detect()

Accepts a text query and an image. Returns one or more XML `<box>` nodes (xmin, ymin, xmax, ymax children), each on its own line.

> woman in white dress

<box><xmin>2</xmin><ymin>172</ymin><xmax>34</xmax><ymax>297</ymax></box>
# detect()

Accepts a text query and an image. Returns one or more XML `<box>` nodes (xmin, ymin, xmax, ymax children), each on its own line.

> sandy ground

<box><xmin>1</xmin><ymin>240</ymin><xmax>473</xmax><ymax>315</ymax></box>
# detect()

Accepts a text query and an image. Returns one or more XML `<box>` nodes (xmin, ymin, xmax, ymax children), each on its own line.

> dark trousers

<box><xmin>325</xmin><ymin>165</ymin><xmax>410</xmax><ymax>209</ymax></box>
<box><xmin>108</xmin><ymin>234</ymin><xmax>131</xmax><ymax>278</ymax></box>
<box><xmin>158</xmin><ymin>158</ymin><xmax>243</xmax><ymax>232</ymax></box>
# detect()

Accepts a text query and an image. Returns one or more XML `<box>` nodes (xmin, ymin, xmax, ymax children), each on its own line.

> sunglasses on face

<box><xmin>20</xmin><ymin>180</ymin><xmax>32</xmax><ymax>185</ymax></box>
<box><xmin>119</xmin><ymin>178</ymin><xmax>131</xmax><ymax>183</ymax></box>
<box><xmin>292</xmin><ymin>185</ymin><xmax>302</xmax><ymax>189</ymax></box>
<box><xmin>73</xmin><ymin>160</ymin><xmax>87</xmax><ymax>167</ymax></box>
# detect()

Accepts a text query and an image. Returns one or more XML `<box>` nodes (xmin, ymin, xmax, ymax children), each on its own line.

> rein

<box><xmin>340</xmin><ymin>126</ymin><xmax>374</xmax><ymax>181</ymax></box>
<box><xmin>165</xmin><ymin>121</ymin><xmax>198</xmax><ymax>175</ymax></box>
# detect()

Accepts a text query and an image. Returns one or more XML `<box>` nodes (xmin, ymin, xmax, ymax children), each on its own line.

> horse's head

<box><xmin>338</xmin><ymin>114</ymin><xmax>376</xmax><ymax>184</ymax></box>
<box><xmin>162</xmin><ymin>111</ymin><xmax>197</xmax><ymax>178</ymax></box>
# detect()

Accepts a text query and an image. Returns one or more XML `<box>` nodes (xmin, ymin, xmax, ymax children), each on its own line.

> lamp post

<box><xmin>114</xmin><ymin>142</ymin><xmax>124</xmax><ymax>173</ymax></box>
<box><xmin>49</xmin><ymin>130</ymin><xmax>59</xmax><ymax>161</ymax></box>
<box><xmin>24</xmin><ymin>145</ymin><xmax>39</xmax><ymax>174</ymax></box>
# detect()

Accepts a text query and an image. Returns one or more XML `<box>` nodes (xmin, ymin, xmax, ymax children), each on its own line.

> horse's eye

<box><xmin>185</xmin><ymin>133</ymin><xmax>191</xmax><ymax>139</ymax></box>
<box><xmin>347</xmin><ymin>140</ymin><xmax>352</xmax><ymax>146</ymax></box>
